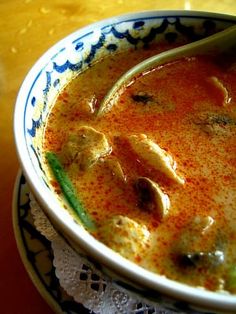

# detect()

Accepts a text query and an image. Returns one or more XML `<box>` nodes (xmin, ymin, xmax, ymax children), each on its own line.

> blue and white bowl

<box><xmin>14</xmin><ymin>10</ymin><xmax>236</xmax><ymax>313</ymax></box>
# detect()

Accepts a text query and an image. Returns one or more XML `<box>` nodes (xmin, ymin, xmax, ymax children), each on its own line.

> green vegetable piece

<box><xmin>45</xmin><ymin>151</ymin><xmax>96</xmax><ymax>231</ymax></box>
<box><xmin>225</xmin><ymin>266</ymin><xmax>236</xmax><ymax>293</ymax></box>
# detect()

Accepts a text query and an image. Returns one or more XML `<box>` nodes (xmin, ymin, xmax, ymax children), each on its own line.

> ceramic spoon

<box><xmin>97</xmin><ymin>25</ymin><xmax>236</xmax><ymax>116</ymax></box>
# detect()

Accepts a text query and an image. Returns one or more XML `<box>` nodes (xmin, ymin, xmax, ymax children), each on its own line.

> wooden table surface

<box><xmin>0</xmin><ymin>1</ymin><xmax>235</xmax><ymax>313</ymax></box>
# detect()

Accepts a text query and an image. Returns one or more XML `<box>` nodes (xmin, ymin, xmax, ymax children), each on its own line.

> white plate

<box><xmin>12</xmin><ymin>171</ymin><xmax>91</xmax><ymax>314</ymax></box>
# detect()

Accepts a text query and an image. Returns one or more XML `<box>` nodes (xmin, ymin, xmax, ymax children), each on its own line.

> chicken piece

<box><xmin>103</xmin><ymin>156</ymin><xmax>127</xmax><ymax>183</ymax></box>
<box><xmin>61</xmin><ymin>125</ymin><xmax>111</xmax><ymax>170</ymax></box>
<box><xmin>135</xmin><ymin>177</ymin><xmax>170</xmax><ymax>219</ymax></box>
<box><xmin>128</xmin><ymin>134</ymin><xmax>184</xmax><ymax>185</ymax></box>
<box><xmin>208</xmin><ymin>76</ymin><xmax>231</xmax><ymax>107</ymax></box>
<box><xmin>99</xmin><ymin>215</ymin><xmax>150</xmax><ymax>259</ymax></box>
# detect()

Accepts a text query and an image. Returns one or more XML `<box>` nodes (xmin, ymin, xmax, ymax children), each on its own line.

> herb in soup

<box><xmin>43</xmin><ymin>46</ymin><xmax>236</xmax><ymax>293</ymax></box>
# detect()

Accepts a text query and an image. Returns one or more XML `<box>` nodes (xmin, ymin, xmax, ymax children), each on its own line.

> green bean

<box><xmin>225</xmin><ymin>266</ymin><xmax>236</xmax><ymax>293</ymax></box>
<box><xmin>45</xmin><ymin>151</ymin><xmax>96</xmax><ymax>231</ymax></box>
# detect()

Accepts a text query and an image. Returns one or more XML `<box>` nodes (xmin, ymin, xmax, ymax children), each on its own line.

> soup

<box><xmin>43</xmin><ymin>45</ymin><xmax>236</xmax><ymax>293</ymax></box>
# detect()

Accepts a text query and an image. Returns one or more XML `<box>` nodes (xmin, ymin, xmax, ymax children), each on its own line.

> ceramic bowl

<box><xmin>14</xmin><ymin>10</ymin><xmax>236</xmax><ymax>313</ymax></box>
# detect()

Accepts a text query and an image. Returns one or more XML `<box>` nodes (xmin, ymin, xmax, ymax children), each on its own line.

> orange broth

<box><xmin>43</xmin><ymin>45</ymin><xmax>236</xmax><ymax>292</ymax></box>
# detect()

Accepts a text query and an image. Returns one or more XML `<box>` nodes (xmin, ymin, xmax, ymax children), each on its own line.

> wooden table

<box><xmin>0</xmin><ymin>1</ymin><xmax>235</xmax><ymax>313</ymax></box>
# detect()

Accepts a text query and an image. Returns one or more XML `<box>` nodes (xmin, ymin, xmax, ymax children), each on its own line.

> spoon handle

<box><xmin>97</xmin><ymin>25</ymin><xmax>236</xmax><ymax>117</ymax></box>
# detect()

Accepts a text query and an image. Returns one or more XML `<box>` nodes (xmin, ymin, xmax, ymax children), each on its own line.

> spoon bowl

<box><xmin>98</xmin><ymin>25</ymin><xmax>236</xmax><ymax>116</ymax></box>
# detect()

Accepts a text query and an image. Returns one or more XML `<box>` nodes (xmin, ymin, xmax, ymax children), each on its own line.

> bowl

<box><xmin>14</xmin><ymin>10</ymin><xmax>236</xmax><ymax>313</ymax></box>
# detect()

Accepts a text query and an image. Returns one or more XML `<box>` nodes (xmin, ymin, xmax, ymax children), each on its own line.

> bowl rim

<box><xmin>14</xmin><ymin>9</ymin><xmax>236</xmax><ymax>313</ymax></box>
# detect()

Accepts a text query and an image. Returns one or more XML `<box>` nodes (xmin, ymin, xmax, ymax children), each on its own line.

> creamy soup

<box><xmin>43</xmin><ymin>45</ymin><xmax>236</xmax><ymax>293</ymax></box>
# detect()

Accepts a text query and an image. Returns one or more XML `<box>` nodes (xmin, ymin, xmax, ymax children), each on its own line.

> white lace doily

<box><xmin>30</xmin><ymin>194</ymin><xmax>197</xmax><ymax>314</ymax></box>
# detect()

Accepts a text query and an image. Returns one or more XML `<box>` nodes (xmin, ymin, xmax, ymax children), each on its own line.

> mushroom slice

<box><xmin>208</xmin><ymin>76</ymin><xmax>231</xmax><ymax>106</ymax></box>
<box><xmin>179</xmin><ymin>250</ymin><xmax>225</xmax><ymax>268</ymax></box>
<box><xmin>61</xmin><ymin>125</ymin><xmax>111</xmax><ymax>170</ymax></box>
<box><xmin>99</xmin><ymin>215</ymin><xmax>150</xmax><ymax>259</ymax></box>
<box><xmin>103</xmin><ymin>156</ymin><xmax>127</xmax><ymax>183</ymax></box>
<box><xmin>193</xmin><ymin>112</ymin><xmax>235</xmax><ymax>136</ymax></box>
<box><xmin>128</xmin><ymin>134</ymin><xmax>184</xmax><ymax>185</ymax></box>
<box><xmin>174</xmin><ymin>216</ymin><xmax>226</xmax><ymax>269</ymax></box>
<box><xmin>135</xmin><ymin>177</ymin><xmax>170</xmax><ymax>219</ymax></box>
<box><xmin>131</xmin><ymin>91</ymin><xmax>154</xmax><ymax>104</ymax></box>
